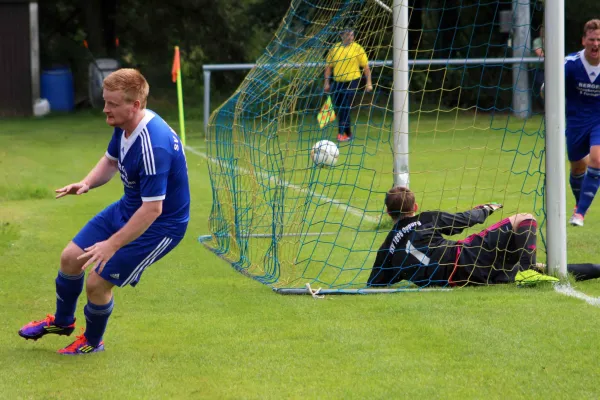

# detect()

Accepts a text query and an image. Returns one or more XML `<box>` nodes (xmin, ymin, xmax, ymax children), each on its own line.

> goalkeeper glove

<box><xmin>474</xmin><ymin>203</ymin><xmax>503</xmax><ymax>213</ymax></box>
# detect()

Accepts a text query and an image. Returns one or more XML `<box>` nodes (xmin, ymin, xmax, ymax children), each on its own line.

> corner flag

<box><xmin>317</xmin><ymin>96</ymin><xmax>336</xmax><ymax>129</ymax></box>
<box><xmin>171</xmin><ymin>46</ymin><xmax>186</xmax><ymax>146</ymax></box>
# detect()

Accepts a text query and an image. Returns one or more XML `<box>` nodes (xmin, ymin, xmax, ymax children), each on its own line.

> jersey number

<box><xmin>405</xmin><ymin>240</ymin><xmax>431</xmax><ymax>265</ymax></box>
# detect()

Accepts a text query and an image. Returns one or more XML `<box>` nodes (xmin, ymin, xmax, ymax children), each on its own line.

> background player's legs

<box><xmin>567</xmin><ymin>128</ymin><xmax>592</xmax><ymax>225</ymax></box>
<box><xmin>331</xmin><ymin>82</ymin><xmax>345</xmax><ymax>136</ymax></box>
<box><xmin>507</xmin><ymin>213</ymin><xmax>537</xmax><ymax>270</ymax></box>
<box><xmin>342</xmin><ymin>80</ymin><xmax>359</xmax><ymax>137</ymax></box>
<box><xmin>576</xmin><ymin>144</ymin><xmax>600</xmax><ymax>218</ymax></box>
<box><xmin>569</xmin><ymin>158</ymin><xmax>587</xmax><ymax>207</ymax></box>
<box><xmin>332</xmin><ymin>81</ymin><xmax>353</xmax><ymax>140</ymax></box>
<box><xmin>83</xmin><ymin>271</ymin><xmax>115</xmax><ymax>347</ymax></box>
<box><xmin>339</xmin><ymin>88</ymin><xmax>351</xmax><ymax>136</ymax></box>
<box><xmin>54</xmin><ymin>241</ymin><xmax>87</xmax><ymax>326</ymax></box>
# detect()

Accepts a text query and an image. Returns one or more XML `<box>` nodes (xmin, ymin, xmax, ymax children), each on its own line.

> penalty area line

<box><xmin>554</xmin><ymin>283</ymin><xmax>600</xmax><ymax>307</ymax></box>
<box><xmin>185</xmin><ymin>146</ymin><xmax>379</xmax><ymax>223</ymax></box>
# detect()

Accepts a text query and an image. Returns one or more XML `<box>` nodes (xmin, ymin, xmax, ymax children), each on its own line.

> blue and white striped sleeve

<box><xmin>138</xmin><ymin>129</ymin><xmax>170</xmax><ymax>202</ymax></box>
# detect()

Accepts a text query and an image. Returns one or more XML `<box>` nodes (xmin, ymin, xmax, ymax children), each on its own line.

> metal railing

<box><xmin>202</xmin><ymin>56</ymin><xmax>544</xmax><ymax>132</ymax></box>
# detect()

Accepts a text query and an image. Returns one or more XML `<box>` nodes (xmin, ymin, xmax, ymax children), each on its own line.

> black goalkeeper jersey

<box><xmin>368</xmin><ymin>208</ymin><xmax>495</xmax><ymax>287</ymax></box>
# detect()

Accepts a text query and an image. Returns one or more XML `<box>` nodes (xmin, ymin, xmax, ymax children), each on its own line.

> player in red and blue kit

<box><xmin>565</xmin><ymin>19</ymin><xmax>600</xmax><ymax>227</ymax></box>
<box><xmin>18</xmin><ymin>69</ymin><xmax>190</xmax><ymax>355</ymax></box>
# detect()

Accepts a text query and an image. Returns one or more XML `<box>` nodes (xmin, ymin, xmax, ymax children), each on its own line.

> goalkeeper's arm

<box><xmin>432</xmin><ymin>203</ymin><xmax>502</xmax><ymax>236</ymax></box>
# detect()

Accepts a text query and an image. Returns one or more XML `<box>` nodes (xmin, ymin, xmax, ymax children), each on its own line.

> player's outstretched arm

<box><xmin>55</xmin><ymin>155</ymin><xmax>118</xmax><ymax>199</ymax></box>
<box><xmin>473</xmin><ymin>203</ymin><xmax>503</xmax><ymax>213</ymax></box>
<box><xmin>433</xmin><ymin>203</ymin><xmax>502</xmax><ymax>236</ymax></box>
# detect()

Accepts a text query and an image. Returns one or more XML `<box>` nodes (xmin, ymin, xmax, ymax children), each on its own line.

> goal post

<box><xmin>200</xmin><ymin>0</ymin><xmax>560</xmax><ymax>292</ymax></box>
<box><xmin>392</xmin><ymin>0</ymin><xmax>410</xmax><ymax>188</ymax></box>
<box><xmin>544</xmin><ymin>0</ymin><xmax>567</xmax><ymax>278</ymax></box>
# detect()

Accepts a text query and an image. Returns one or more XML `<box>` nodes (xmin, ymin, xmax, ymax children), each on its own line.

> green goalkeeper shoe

<box><xmin>515</xmin><ymin>269</ymin><xmax>560</xmax><ymax>286</ymax></box>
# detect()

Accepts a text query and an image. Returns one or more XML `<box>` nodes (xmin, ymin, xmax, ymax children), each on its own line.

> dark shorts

<box><xmin>73</xmin><ymin>201</ymin><xmax>187</xmax><ymax>287</ymax></box>
<box><xmin>566</xmin><ymin>124</ymin><xmax>600</xmax><ymax>162</ymax></box>
<box><xmin>448</xmin><ymin>218</ymin><xmax>519</xmax><ymax>286</ymax></box>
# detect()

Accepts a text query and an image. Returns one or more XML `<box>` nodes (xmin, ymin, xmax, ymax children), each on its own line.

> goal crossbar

<box><xmin>203</xmin><ymin>57</ymin><xmax>544</xmax><ymax>132</ymax></box>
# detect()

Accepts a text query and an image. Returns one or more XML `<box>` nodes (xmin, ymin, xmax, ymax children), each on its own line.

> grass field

<box><xmin>2</xmin><ymin>112</ymin><xmax>600</xmax><ymax>399</ymax></box>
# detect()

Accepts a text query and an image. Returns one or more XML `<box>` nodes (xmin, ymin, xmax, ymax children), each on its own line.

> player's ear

<box><xmin>414</xmin><ymin>202</ymin><xmax>418</xmax><ymax>212</ymax></box>
<box><xmin>132</xmin><ymin>99</ymin><xmax>141</xmax><ymax>111</ymax></box>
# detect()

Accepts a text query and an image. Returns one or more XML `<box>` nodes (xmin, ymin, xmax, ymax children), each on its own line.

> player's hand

<box><xmin>475</xmin><ymin>203</ymin><xmax>503</xmax><ymax>212</ymax></box>
<box><xmin>55</xmin><ymin>182</ymin><xmax>90</xmax><ymax>199</ymax></box>
<box><xmin>78</xmin><ymin>240</ymin><xmax>119</xmax><ymax>273</ymax></box>
<box><xmin>324</xmin><ymin>82</ymin><xmax>330</xmax><ymax>93</ymax></box>
<box><xmin>488</xmin><ymin>203</ymin><xmax>503</xmax><ymax>211</ymax></box>
<box><xmin>366</xmin><ymin>84</ymin><xmax>373</xmax><ymax>92</ymax></box>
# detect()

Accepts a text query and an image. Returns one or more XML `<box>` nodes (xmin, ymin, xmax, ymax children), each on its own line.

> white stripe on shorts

<box><xmin>121</xmin><ymin>237</ymin><xmax>173</xmax><ymax>286</ymax></box>
<box><xmin>128</xmin><ymin>238</ymin><xmax>173</xmax><ymax>285</ymax></box>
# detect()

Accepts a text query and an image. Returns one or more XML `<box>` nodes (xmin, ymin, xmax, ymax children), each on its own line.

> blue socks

<box><xmin>577</xmin><ymin>167</ymin><xmax>600</xmax><ymax>216</ymax></box>
<box><xmin>54</xmin><ymin>271</ymin><xmax>84</xmax><ymax>326</ymax></box>
<box><xmin>84</xmin><ymin>297</ymin><xmax>114</xmax><ymax>347</ymax></box>
<box><xmin>55</xmin><ymin>270</ymin><xmax>115</xmax><ymax>347</ymax></box>
<box><xmin>570</xmin><ymin>172</ymin><xmax>585</xmax><ymax>206</ymax></box>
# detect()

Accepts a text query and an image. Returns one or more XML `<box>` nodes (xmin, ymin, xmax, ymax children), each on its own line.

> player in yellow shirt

<box><xmin>324</xmin><ymin>28</ymin><xmax>372</xmax><ymax>142</ymax></box>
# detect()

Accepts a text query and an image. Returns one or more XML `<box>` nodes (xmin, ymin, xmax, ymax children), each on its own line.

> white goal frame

<box><xmin>201</xmin><ymin>0</ymin><xmax>567</xmax><ymax>280</ymax></box>
<box><xmin>544</xmin><ymin>0</ymin><xmax>567</xmax><ymax>277</ymax></box>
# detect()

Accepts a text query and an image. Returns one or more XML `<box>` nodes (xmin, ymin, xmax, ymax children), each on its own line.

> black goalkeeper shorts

<box><xmin>447</xmin><ymin>218</ymin><xmax>522</xmax><ymax>286</ymax></box>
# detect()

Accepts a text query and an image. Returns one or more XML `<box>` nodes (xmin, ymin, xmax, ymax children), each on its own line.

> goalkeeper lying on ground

<box><xmin>367</xmin><ymin>186</ymin><xmax>600</xmax><ymax>287</ymax></box>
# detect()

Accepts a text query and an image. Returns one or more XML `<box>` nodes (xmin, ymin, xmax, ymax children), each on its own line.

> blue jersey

<box><xmin>565</xmin><ymin>50</ymin><xmax>600</xmax><ymax>128</ymax></box>
<box><xmin>105</xmin><ymin>110</ymin><xmax>190</xmax><ymax>228</ymax></box>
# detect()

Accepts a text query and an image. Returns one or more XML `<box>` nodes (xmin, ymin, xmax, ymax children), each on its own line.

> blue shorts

<box><xmin>566</xmin><ymin>124</ymin><xmax>600</xmax><ymax>161</ymax></box>
<box><xmin>73</xmin><ymin>201</ymin><xmax>187</xmax><ymax>287</ymax></box>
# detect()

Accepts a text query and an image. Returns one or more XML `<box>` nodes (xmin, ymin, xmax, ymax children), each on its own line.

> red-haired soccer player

<box><xmin>19</xmin><ymin>69</ymin><xmax>190</xmax><ymax>354</ymax></box>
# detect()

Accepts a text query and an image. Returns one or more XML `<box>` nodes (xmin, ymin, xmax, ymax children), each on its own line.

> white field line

<box><xmin>185</xmin><ymin>146</ymin><xmax>379</xmax><ymax>223</ymax></box>
<box><xmin>554</xmin><ymin>283</ymin><xmax>600</xmax><ymax>307</ymax></box>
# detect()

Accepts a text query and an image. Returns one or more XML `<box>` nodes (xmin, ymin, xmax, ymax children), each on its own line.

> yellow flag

<box><xmin>317</xmin><ymin>96</ymin><xmax>336</xmax><ymax>129</ymax></box>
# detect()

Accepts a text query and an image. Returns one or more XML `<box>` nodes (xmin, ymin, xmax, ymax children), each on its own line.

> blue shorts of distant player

<box><xmin>566</xmin><ymin>123</ymin><xmax>600</xmax><ymax>162</ymax></box>
<box><xmin>73</xmin><ymin>201</ymin><xmax>187</xmax><ymax>287</ymax></box>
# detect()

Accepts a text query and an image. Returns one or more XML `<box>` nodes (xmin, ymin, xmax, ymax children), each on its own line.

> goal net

<box><xmin>201</xmin><ymin>0</ymin><xmax>545</xmax><ymax>292</ymax></box>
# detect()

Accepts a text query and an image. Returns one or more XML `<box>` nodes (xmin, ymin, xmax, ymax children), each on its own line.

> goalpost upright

<box><xmin>392</xmin><ymin>0</ymin><xmax>410</xmax><ymax>188</ymax></box>
<box><xmin>544</xmin><ymin>0</ymin><xmax>567</xmax><ymax>278</ymax></box>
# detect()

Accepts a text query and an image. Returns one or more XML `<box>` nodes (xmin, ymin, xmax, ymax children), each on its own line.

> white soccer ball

<box><xmin>311</xmin><ymin>140</ymin><xmax>339</xmax><ymax>167</ymax></box>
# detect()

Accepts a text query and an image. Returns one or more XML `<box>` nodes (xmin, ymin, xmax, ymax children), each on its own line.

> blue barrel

<box><xmin>41</xmin><ymin>67</ymin><xmax>75</xmax><ymax>112</ymax></box>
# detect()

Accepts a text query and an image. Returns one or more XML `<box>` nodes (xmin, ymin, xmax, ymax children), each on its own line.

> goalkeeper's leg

<box><xmin>451</xmin><ymin>213</ymin><xmax>537</xmax><ymax>285</ymax></box>
<box><xmin>508</xmin><ymin>213</ymin><xmax>537</xmax><ymax>270</ymax></box>
<box><xmin>509</xmin><ymin>212</ymin><xmax>600</xmax><ymax>280</ymax></box>
<box><xmin>535</xmin><ymin>263</ymin><xmax>600</xmax><ymax>281</ymax></box>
